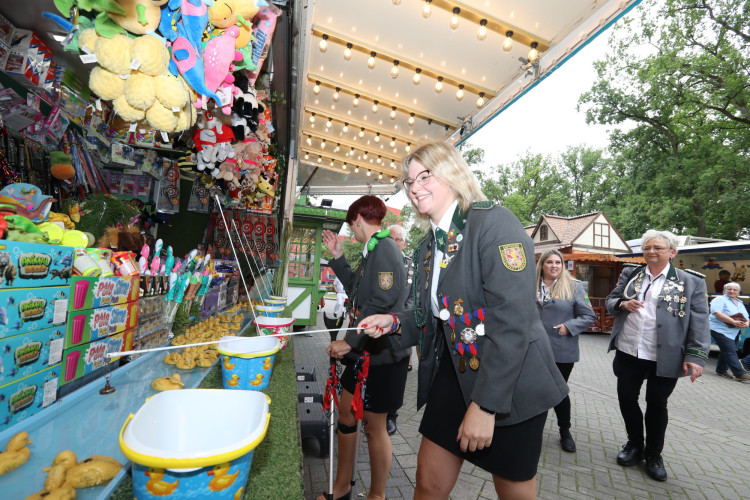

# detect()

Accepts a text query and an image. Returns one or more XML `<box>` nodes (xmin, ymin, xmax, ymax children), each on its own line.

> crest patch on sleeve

<box><xmin>499</xmin><ymin>243</ymin><xmax>526</xmax><ymax>271</ymax></box>
<box><xmin>379</xmin><ymin>272</ymin><xmax>394</xmax><ymax>290</ymax></box>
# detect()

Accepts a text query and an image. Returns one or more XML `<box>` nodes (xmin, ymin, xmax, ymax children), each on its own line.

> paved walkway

<box><xmin>296</xmin><ymin>314</ymin><xmax>750</xmax><ymax>499</ymax></box>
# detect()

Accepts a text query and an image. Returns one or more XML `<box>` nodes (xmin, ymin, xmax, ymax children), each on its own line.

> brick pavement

<box><xmin>296</xmin><ymin>314</ymin><xmax>750</xmax><ymax>499</ymax></box>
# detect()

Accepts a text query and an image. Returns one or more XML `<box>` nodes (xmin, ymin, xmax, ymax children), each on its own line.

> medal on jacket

<box><xmin>460</xmin><ymin>327</ymin><xmax>477</xmax><ymax>344</ymax></box>
<box><xmin>439</xmin><ymin>296</ymin><xmax>451</xmax><ymax>321</ymax></box>
<box><xmin>456</xmin><ymin>343</ymin><xmax>466</xmax><ymax>373</ymax></box>
<box><xmin>474</xmin><ymin>308</ymin><xmax>485</xmax><ymax>336</ymax></box>
<box><xmin>468</xmin><ymin>343</ymin><xmax>479</xmax><ymax>371</ymax></box>
<box><xmin>453</xmin><ymin>299</ymin><xmax>464</xmax><ymax>316</ymax></box>
<box><xmin>449</xmin><ymin>316</ymin><xmax>456</xmax><ymax>344</ymax></box>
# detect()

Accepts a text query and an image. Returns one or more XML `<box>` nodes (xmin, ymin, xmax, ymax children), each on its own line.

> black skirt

<box><xmin>419</xmin><ymin>342</ymin><xmax>547</xmax><ymax>481</ymax></box>
<box><xmin>341</xmin><ymin>356</ymin><xmax>409</xmax><ymax>414</ymax></box>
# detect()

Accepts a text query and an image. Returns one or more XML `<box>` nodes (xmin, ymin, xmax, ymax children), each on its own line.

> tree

<box><xmin>578</xmin><ymin>0</ymin><xmax>750</xmax><ymax>239</ymax></box>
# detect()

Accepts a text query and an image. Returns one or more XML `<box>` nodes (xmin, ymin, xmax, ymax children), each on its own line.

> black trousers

<box><xmin>554</xmin><ymin>362</ymin><xmax>574</xmax><ymax>429</ymax></box>
<box><xmin>613</xmin><ymin>350</ymin><xmax>678</xmax><ymax>455</ymax></box>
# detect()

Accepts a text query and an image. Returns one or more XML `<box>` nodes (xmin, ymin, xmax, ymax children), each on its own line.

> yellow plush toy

<box><xmin>113</xmin><ymin>95</ymin><xmax>146</xmax><ymax>122</ymax></box>
<box><xmin>132</xmin><ymin>35</ymin><xmax>170</xmax><ymax>75</ymax></box>
<box><xmin>109</xmin><ymin>0</ymin><xmax>169</xmax><ymax>35</ymax></box>
<box><xmin>208</xmin><ymin>0</ymin><xmax>260</xmax><ymax>29</ymax></box>
<box><xmin>146</xmin><ymin>103</ymin><xmax>178</xmax><ymax>132</ymax></box>
<box><xmin>78</xmin><ymin>28</ymin><xmax>99</xmax><ymax>54</ymax></box>
<box><xmin>94</xmin><ymin>34</ymin><xmax>133</xmax><ymax>75</ymax></box>
<box><xmin>89</xmin><ymin>67</ymin><xmax>125</xmax><ymax>100</ymax></box>
<box><xmin>125</xmin><ymin>73</ymin><xmax>156</xmax><ymax>110</ymax></box>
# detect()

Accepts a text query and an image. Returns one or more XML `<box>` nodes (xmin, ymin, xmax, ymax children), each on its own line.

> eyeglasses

<box><xmin>642</xmin><ymin>246</ymin><xmax>669</xmax><ymax>253</ymax></box>
<box><xmin>402</xmin><ymin>170</ymin><xmax>432</xmax><ymax>190</ymax></box>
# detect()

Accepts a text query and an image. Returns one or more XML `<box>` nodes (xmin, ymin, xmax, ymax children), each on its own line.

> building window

<box><xmin>540</xmin><ymin>225</ymin><xmax>548</xmax><ymax>241</ymax></box>
<box><xmin>593</xmin><ymin>223</ymin><xmax>609</xmax><ymax>248</ymax></box>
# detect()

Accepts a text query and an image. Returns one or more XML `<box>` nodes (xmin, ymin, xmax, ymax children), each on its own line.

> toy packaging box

<box><xmin>64</xmin><ymin>301</ymin><xmax>138</xmax><ymax>349</ymax></box>
<box><xmin>0</xmin><ymin>363</ymin><xmax>60</xmax><ymax>431</ymax></box>
<box><xmin>0</xmin><ymin>286</ymin><xmax>68</xmax><ymax>340</ymax></box>
<box><xmin>68</xmin><ymin>275</ymin><xmax>139</xmax><ymax>311</ymax></box>
<box><xmin>0</xmin><ymin>240</ymin><xmax>74</xmax><ymax>289</ymax></box>
<box><xmin>0</xmin><ymin>325</ymin><xmax>65</xmax><ymax>387</ymax></box>
<box><xmin>60</xmin><ymin>328</ymin><xmax>133</xmax><ymax>386</ymax></box>
<box><xmin>5</xmin><ymin>29</ymin><xmax>53</xmax><ymax>87</ymax></box>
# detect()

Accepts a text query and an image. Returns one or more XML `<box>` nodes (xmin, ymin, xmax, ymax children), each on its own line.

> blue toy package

<box><xmin>0</xmin><ymin>286</ymin><xmax>68</xmax><ymax>340</ymax></box>
<box><xmin>0</xmin><ymin>325</ymin><xmax>65</xmax><ymax>387</ymax></box>
<box><xmin>0</xmin><ymin>363</ymin><xmax>60</xmax><ymax>430</ymax></box>
<box><xmin>0</xmin><ymin>240</ymin><xmax>74</xmax><ymax>290</ymax></box>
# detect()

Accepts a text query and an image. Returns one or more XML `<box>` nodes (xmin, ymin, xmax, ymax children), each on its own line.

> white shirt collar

<box><xmin>430</xmin><ymin>200</ymin><xmax>458</xmax><ymax>238</ymax></box>
<box><xmin>646</xmin><ymin>263</ymin><xmax>670</xmax><ymax>281</ymax></box>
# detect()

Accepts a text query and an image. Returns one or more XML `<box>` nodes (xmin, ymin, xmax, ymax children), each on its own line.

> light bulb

<box><xmin>309</xmin><ymin>112</ymin><xmax>316</xmax><ymax>123</ymax></box>
<box><xmin>390</xmin><ymin>177</ymin><xmax>396</xmax><ymax>184</ymax></box>
<box><xmin>477</xmin><ymin>19</ymin><xmax>487</xmax><ymax>41</ymax></box>
<box><xmin>326</xmin><ymin>118</ymin><xmax>332</xmax><ymax>128</ymax></box>
<box><xmin>528</xmin><ymin>41</ymin><xmax>539</xmax><ymax>62</ymax></box>
<box><xmin>335</xmin><ymin>143</ymin><xmax>340</xmax><ymax>152</ymax></box>
<box><xmin>413</xmin><ymin>68</ymin><xmax>421</xmax><ymax>85</ymax></box>
<box><xmin>313</xmin><ymin>81</ymin><xmax>321</xmax><ymax>94</ymax></box>
<box><xmin>422</xmin><ymin>0</ymin><xmax>431</xmax><ymax>18</ymax></box>
<box><xmin>366</xmin><ymin>170</ymin><xmax>372</xmax><ymax>177</ymax></box>
<box><xmin>367</xmin><ymin>51</ymin><xmax>376</xmax><ymax>69</ymax></box>
<box><xmin>344</xmin><ymin>43</ymin><xmax>352</xmax><ymax>60</ymax></box>
<box><xmin>503</xmin><ymin>31</ymin><xmax>514</xmax><ymax>52</ymax></box>
<box><xmin>476</xmin><ymin>92</ymin><xmax>485</xmax><ymax>108</ymax></box>
<box><xmin>372</xmin><ymin>100</ymin><xmax>379</xmax><ymax>113</ymax></box>
<box><xmin>353</xmin><ymin>94</ymin><xmax>360</xmax><ymax>107</ymax></box>
<box><xmin>391</xmin><ymin>60</ymin><xmax>399</xmax><ymax>78</ymax></box>
<box><xmin>304</xmin><ymin>153</ymin><xmax>309</xmax><ymax>160</ymax></box>
<box><xmin>392</xmin><ymin>0</ymin><xmax>401</xmax><ymax>4</ymax></box>
<box><xmin>363</xmin><ymin>151</ymin><xmax>368</xmax><ymax>160</ymax></box>
<box><xmin>374</xmin><ymin>133</ymin><xmax>380</xmax><ymax>142</ymax></box>
<box><xmin>333</xmin><ymin>87</ymin><xmax>340</xmax><ymax>101</ymax></box>
<box><xmin>342</xmin><ymin>163</ymin><xmax>347</xmax><ymax>170</ymax></box>
<box><xmin>330</xmin><ymin>160</ymin><xmax>334</xmax><ymax>166</ymax></box>
<box><xmin>378</xmin><ymin>173</ymin><xmax>383</xmax><ymax>180</ymax></box>
<box><xmin>350</xmin><ymin>147</ymin><xmax>355</xmax><ymax>155</ymax></box>
<box><xmin>390</xmin><ymin>138</ymin><xmax>396</xmax><ymax>148</ymax></box>
<box><xmin>456</xmin><ymin>84</ymin><xmax>464</xmax><ymax>101</ymax></box>
<box><xmin>321</xmin><ymin>140</ymin><xmax>326</xmax><ymax>149</ymax></box>
<box><xmin>343</xmin><ymin>122</ymin><xmax>349</xmax><ymax>133</ymax></box>
<box><xmin>408</xmin><ymin>113</ymin><xmax>415</xmax><ymax>125</ymax></box>
<box><xmin>390</xmin><ymin>161</ymin><xmax>395</xmax><ymax>168</ymax></box>
<box><xmin>450</xmin><ymin>7</ymin><xmax>460</xmax><ymax>30</ymax></box>
<box><xmin>306</xmin><ymin>136</ymin><xmax>312</xmax><ymax>145</ymax></box>
<box><xmin>354</xmin><ymin>167</ymin><xmax>359</xmax><ymax>173</ymax></box>
<box><xmin>317</xmin><ymin>156</ymin><xmax>322</xmax><ymax>163</ymax></box>
<box><xmin>405</xmin><ymin>142</ymin><xmax>411</xmax><ymax>152</ymax></box>
<box><xmin>319</xmin><ymin>34</ymin><xmax>328</xmax><ymax>52</ymax></box>
<box><xmin>435</xmin><ymin>76</ymin><xmax>443</xmax><ymax>93</ymax></box>
<box><xmin>390</xmin><ymin>106</ymin><xmax>397</xmax><ymax>119</ymax></box>
<box><xmin>377</xmin><ymin>156</ymin><xmax>382</xmax><ymax>163</ymax></box>
<box><xmin>359</xmin><ymin>128</ymin><xmax>365</xmax><ymax>137</ymax></box>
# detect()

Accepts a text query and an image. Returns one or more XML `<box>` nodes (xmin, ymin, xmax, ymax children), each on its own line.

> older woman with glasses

<box><xmin>358</xmin><ymin>142</ymin><xmax>568</xmax><ymax>500</ymax></box>
<box><xmin>709</xmin><ymin>281</ymin><xmax>750</xmax><ymax>381</ymax></box>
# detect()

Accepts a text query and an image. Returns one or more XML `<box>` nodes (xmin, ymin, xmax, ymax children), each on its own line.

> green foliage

<box><xmin>65</xmin><ymin>193</ymin><xmax>140</xmax><ymax>241</ymax></box>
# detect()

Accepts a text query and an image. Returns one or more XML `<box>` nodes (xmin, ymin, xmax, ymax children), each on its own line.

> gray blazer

<box><xmin>606</xmin><ymin>265</ymin><xmax>710</xmax><ymax>378</ymax></box>
<box><xmin>397</xmin><ymin>255</ymin><xmax>414</xmax><ymax>311</ymax></box>
<box><xmin>392</xmin><ymin>203</ymin><xmax>568</xmax><ymax>425</ymax></box>
<box><xmin>536</xmin><ymin>282</ymin><xmax>596</xmax><ymax>363</ymax></box>
<box><xmin>330</xmin><ymin>236</ymin><xmax>411</xmax><ymax>365</ymax></box>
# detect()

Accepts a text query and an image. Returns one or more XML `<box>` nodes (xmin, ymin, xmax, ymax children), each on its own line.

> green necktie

<box><xmin>435</xmin><ymin>228</ymin><xmax>447</xmax><ymax>253</ymax></box>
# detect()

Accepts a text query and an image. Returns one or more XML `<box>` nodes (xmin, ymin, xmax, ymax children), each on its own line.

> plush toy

<box><xmin>0</xmin><ymin>184</ymin><xmax>55</xmax><ymax>223</ymax></box>
<box><xmin>207</xmin><ymin>0</ymin><xmax>263</xmax><ymax>29</ymax></box>
<box><xmin>97</xmin><ymin>225</ymin><xmax>145</xmax><ymax>253</ymax></box>
<box><xmin>131</xmin><ymin>34</ymin><xmax>170</xmax><ymax>75</ymax></box>
<box><xmin>193</xmin><ymin>113</ymin><xmax>219</xmax><ymax>171</ymax></box>
<box><xmin>89</xmin><ymin>66</ymin><xmax>126</xmax><ymax>100</ymax></box>
<box><xmin>94</xmin><ymin>33</ymin><xmax>133</xmax><ymax>75</ymax></box>
<box><xmin>154</xmin><ymin>74</ymin><xmax>190</xmax><ymax>109</ymax></box>
<box><xmin>169</xmin><ymin>19</ymin><xmax>221</xmax><ymax>107</ymax></box>
<box><xmin>113</xmin><ymin>94</ymin><xmax>146</xmax><ymax>121</ymax></box>
<box><xmin>198</xmin><ymin>26</ymin><xmax>243</xmax><ymax>111</ymax></box>
<box><xmin>125</xmin><ymin>72</ymin><xmax>156</xmax><ymax>110</ymax></box>
<box><xmin>50</xmin><ymin>152</ymin><xmax>77</xmax><ymax>181</ymax></box>
<box><xmin>231</xmin><ymin>73</ymin><xmax>264</xmax><ymax>139</ymax></box>
<box><xmin>109</xmin><ymin>0</ymin><xmax>169</xmax><ymax>35</ymax></box>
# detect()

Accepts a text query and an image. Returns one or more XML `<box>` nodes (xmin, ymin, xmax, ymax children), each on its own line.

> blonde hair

<box><xmin>401</xmin><ymin>142</ymin><xmax>487</xmax><ymax>231</ymax></box>
<box><xmin>535</xmin><ymin>249</ymin><xmax>576</xmax><ymax>302</ymax></box>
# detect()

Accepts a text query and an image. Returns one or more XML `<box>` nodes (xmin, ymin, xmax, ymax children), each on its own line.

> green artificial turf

<box><xmin>108</xmin><ymin>337</ymin><xmax>303</xmax><ymax>500</ymax></box>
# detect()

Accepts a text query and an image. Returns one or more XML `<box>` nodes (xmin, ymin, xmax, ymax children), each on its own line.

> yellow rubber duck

<box><xmin>234</xmin><ymin>486</ymin><xmax>245</xmax><ymax>499</ymax></box>
<box><xmin>262</xmin><ymin>357</ymin><xmax>272</xmax><ymax>370</ymax></box>
<box><xmin>25</xmin><ymin>461</ymin><xmax>76</xmax><ymax>500</ymax></box>
<box><xmin>223</xmin><ymin>356</ymin><xmax>235</xmax><ymax>370</ymax></box>
<box><xmin>0</xmin><ymin>431</ymin><xmax>32</xmax><ymax>476</ymax></box>
<box><xmin>65</xmin><ymin>455</ymin><xmax>122</xmax><ymax>488</ymax></box>
<box><xmin>145</xmin><ymin>468</ymin><xmax>179</xmax><ymax>496</ymax></box>
<box><xmin>207</xmin><ymin>462</ymin><xmax>239</xmax><ymax>491</ymax></box>
<box><xmin>226</xmin><ymin>374</ymin><xmax>240</xmax><ymax>387</ymax></box>
<box><xmin>151</xmin><ymin>373</ymin><xmax>184</xmax><ymax>391</ymax></box>
<box><xmin>249</xmin><ymin>374</ymin><xmax>264</xmax><ymax>386</ymax></box>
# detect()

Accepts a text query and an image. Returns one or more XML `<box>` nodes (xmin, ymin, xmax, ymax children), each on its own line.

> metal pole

<box><xmin>213</xmin><ymin>195</ymin><xmax>254</xmax><ymax>319</ymax></box>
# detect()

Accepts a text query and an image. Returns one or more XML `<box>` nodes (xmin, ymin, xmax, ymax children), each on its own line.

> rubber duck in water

<box><xmin>0</xmin><ymin>431</ymin><xmax>32</xmax><ymax>476</ymax></box>
<box><xmin>262</xmin><ymin>357</ymin><xmax>272</xmax><ymax>370</ymax></box>
<box><xmin>249</xmin><ymin>373</ymin><xmax>264</xmax><ymax>386</ymax></box>
<box><xmin>226</xmin><ymin>374</ymin><xmax>240</xmax><ymax>387</ymax></box>
<box><xmin>223</xmin><ymin>356</ymin><xmax>235</xmax><ymax>370</ymax></box>
<box><xmin>145</xmin><ymin>468</ymin><xmax>179</xmax><ymax>496</ymax></box>
<box><xmin>207</xmin><ymin>462</ymin><xmax>239</xmax><ymax>491</ymax></box>
<box><xmin>65</xmin><ymin>454</ymin><xmax>122</xmax><ymax>488</ymax></box>
<box><xmin>25</xmin><ymin>453</ymin><xmax>77</xmax><ymax>500</ymax></box>
<box><xmin>151</xmin><ymin>373</ymin><xmax>185</xmax><ymax>391</ymax></box>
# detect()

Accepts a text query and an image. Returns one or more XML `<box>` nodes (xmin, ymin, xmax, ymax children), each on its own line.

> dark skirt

<box><xmin>341</xmin><ymin>356</ymin><xmax>409</xmax><ymax>414</ymax></box>
<box><xmin>419</xmin><ymin>343</ymin><xmax>547</xmax><ymax>481</ymax></box>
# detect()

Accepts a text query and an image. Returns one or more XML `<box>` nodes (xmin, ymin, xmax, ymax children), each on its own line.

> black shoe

<box><xmin>616</xmin><ymin>442</ymin><xmax>643</xmax><ymax>466</ymax></box>
<box><xmin>559</xmin><ymin>428</ymin><xmax>576</xmax><ymax>453</ymax></box>
<box><xmin>645</xmin><ymin>454</ymin><xmax>668</xmax><ymax>481</ymax></box>
<box><xmin>386</xmin><ymin>415</ymin><xmax>397</xmax><ymax>436</ymax></box>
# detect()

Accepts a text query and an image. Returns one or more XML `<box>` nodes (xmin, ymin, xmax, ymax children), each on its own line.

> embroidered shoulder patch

<box><xmin>379</xmin><ymin>272</ymin><xmax>394</xmax><ymax>290</ymax></box>
<box><xmin>585</xmin><ymin>295</ymin><xmax>592</xmax><ymax>307</ymax></box>
<box><xmin>472</xmin><ymin>201</ymin><xmax>495</xmax><ymax>209</ymax></box>
<box><xmin>499</xmin><ymin>243</ymin><xmax>526</xmax><ymax>271</ymax></box>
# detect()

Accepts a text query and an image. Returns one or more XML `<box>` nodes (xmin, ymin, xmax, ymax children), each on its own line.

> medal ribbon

<box><xmin>469</xmin><ymin>343</ymin><xmax>478</xmax><ymax>356</ymax></box>
<box><xmin>455</xmin><ymin>343</ymin><xmax>465</xmax><ymax>355</ymax></box>
<box><xmin>461</xmin><ymin>312</ymin><xmax>472</xmax><ymax>326</ymax></box>
<box><xmin>442</xmin><ymin>296</ymin><xmax>450</xmax><ymax>310</ymax></box>
<box><xmin>448</xmin><ymin>316</ymin><xmax>455</xmax><ymax>330</ymax></box>
<box><xmin>475</xmin><ymin>308</ymin><xmax>485</xmax><ymax>322</ymax></box>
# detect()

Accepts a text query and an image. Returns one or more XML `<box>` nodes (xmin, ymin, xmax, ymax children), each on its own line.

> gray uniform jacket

<box><xmin>330</xmin><ymin>236</ymin><xmax>411</xmax><ymax>365</ymax></box>
<box><xmin>392</xmin><ymin>203</ymin><xmax>568</xmax><ymax>425</ymax></box>
<box><xmin>536</xmin><ymin>281</ymin><xmax>596</xmax><ymax>364</ymax></box>
<box><xmin>397</xmin><ymin>255</ymin><xmax>415</xmax><ymax>311</ymax></box>
<box><xmin>606</xmin><ymin>265</ymin><xmax>710</xmax><ymax>378</ymax></box>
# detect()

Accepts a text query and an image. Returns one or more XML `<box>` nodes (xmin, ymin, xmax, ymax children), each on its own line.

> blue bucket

<box><xmin>120</xmin><ymin>390</ymin><xmax>270</xmax><ymax>500</ymax></box>
<box><xmin>255</xmin><ymin>305</ymin><xmax>284</xmax><ymax>317</ymax></box>
<box><xmin>216</xmin><ymin>336</ymin><xmax>281</xmax><ymax>391</ymax></box>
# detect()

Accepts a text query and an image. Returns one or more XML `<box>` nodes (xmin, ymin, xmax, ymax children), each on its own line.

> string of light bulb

<box><xmin>304</xmin><ymin>106</ymin><xmax>418</xmax><ymax>147</ymax></box>
<box><xmin>300</xmin><ymin>148</ymin><xmax>400</xmax><ymax>183</ymax></box>
<box><xmin>303</xmin><ymin>129</ymin><xmax>408</xmax><ymax>163</ymax></box>
<box><xmin>307</xmin><ymin>74</ymin><xmax>458</xmax><ymax>129</ymax></box>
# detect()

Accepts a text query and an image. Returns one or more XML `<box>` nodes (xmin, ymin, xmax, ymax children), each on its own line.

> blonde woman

<box><xmin>535</xmin><ymin>249</ymin><xmax>596</xmax><ymax>452</ymax></box>
<box><xmin>358</xmin><ymin>142</ymin><xmax>568</xmax><ymax>500</ymax></box>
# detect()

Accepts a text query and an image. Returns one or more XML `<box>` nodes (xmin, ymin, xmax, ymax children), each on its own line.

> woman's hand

<box><xmin>456</xmin><ymin>402</ymin><xmax>495</xmax><ymax>453</ymax></box>
<box><xmin>322</xmin><ymin>229</ymin><xmax>343</xmax><ymax>259</ymax></box>
<box><xmin>621</xmin><ymin>300</ymin><xmax>645</xmax><ymax>313</ymax></box>
<box><xmin>326</xmin><ymin>340</ymin><xmax>352</xmax><ymax>359</ymax></box>
<box><xmin>554</xmin><ymin>324</ymin><xmax>569</xmax><ymax>336</ymax></box>
<box><xmin>683</xmin><ymin>361</ymin><xmax>704</xmax><ymax>382</ymax></box>
<box><xmin>357</xmin><ymin>314</ymin><xmax>394</xmax><ymax>338</ymax></box>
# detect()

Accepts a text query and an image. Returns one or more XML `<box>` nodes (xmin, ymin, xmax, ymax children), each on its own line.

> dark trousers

<box><xmin>613</xmin><ymin>350</ymin><xmax>678</xmax><ymax>456</ymax></box>
<box><xmin>554</xmin><ymin>362</ymin><xmax>574</xmax><ymax>429</ymax></box>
